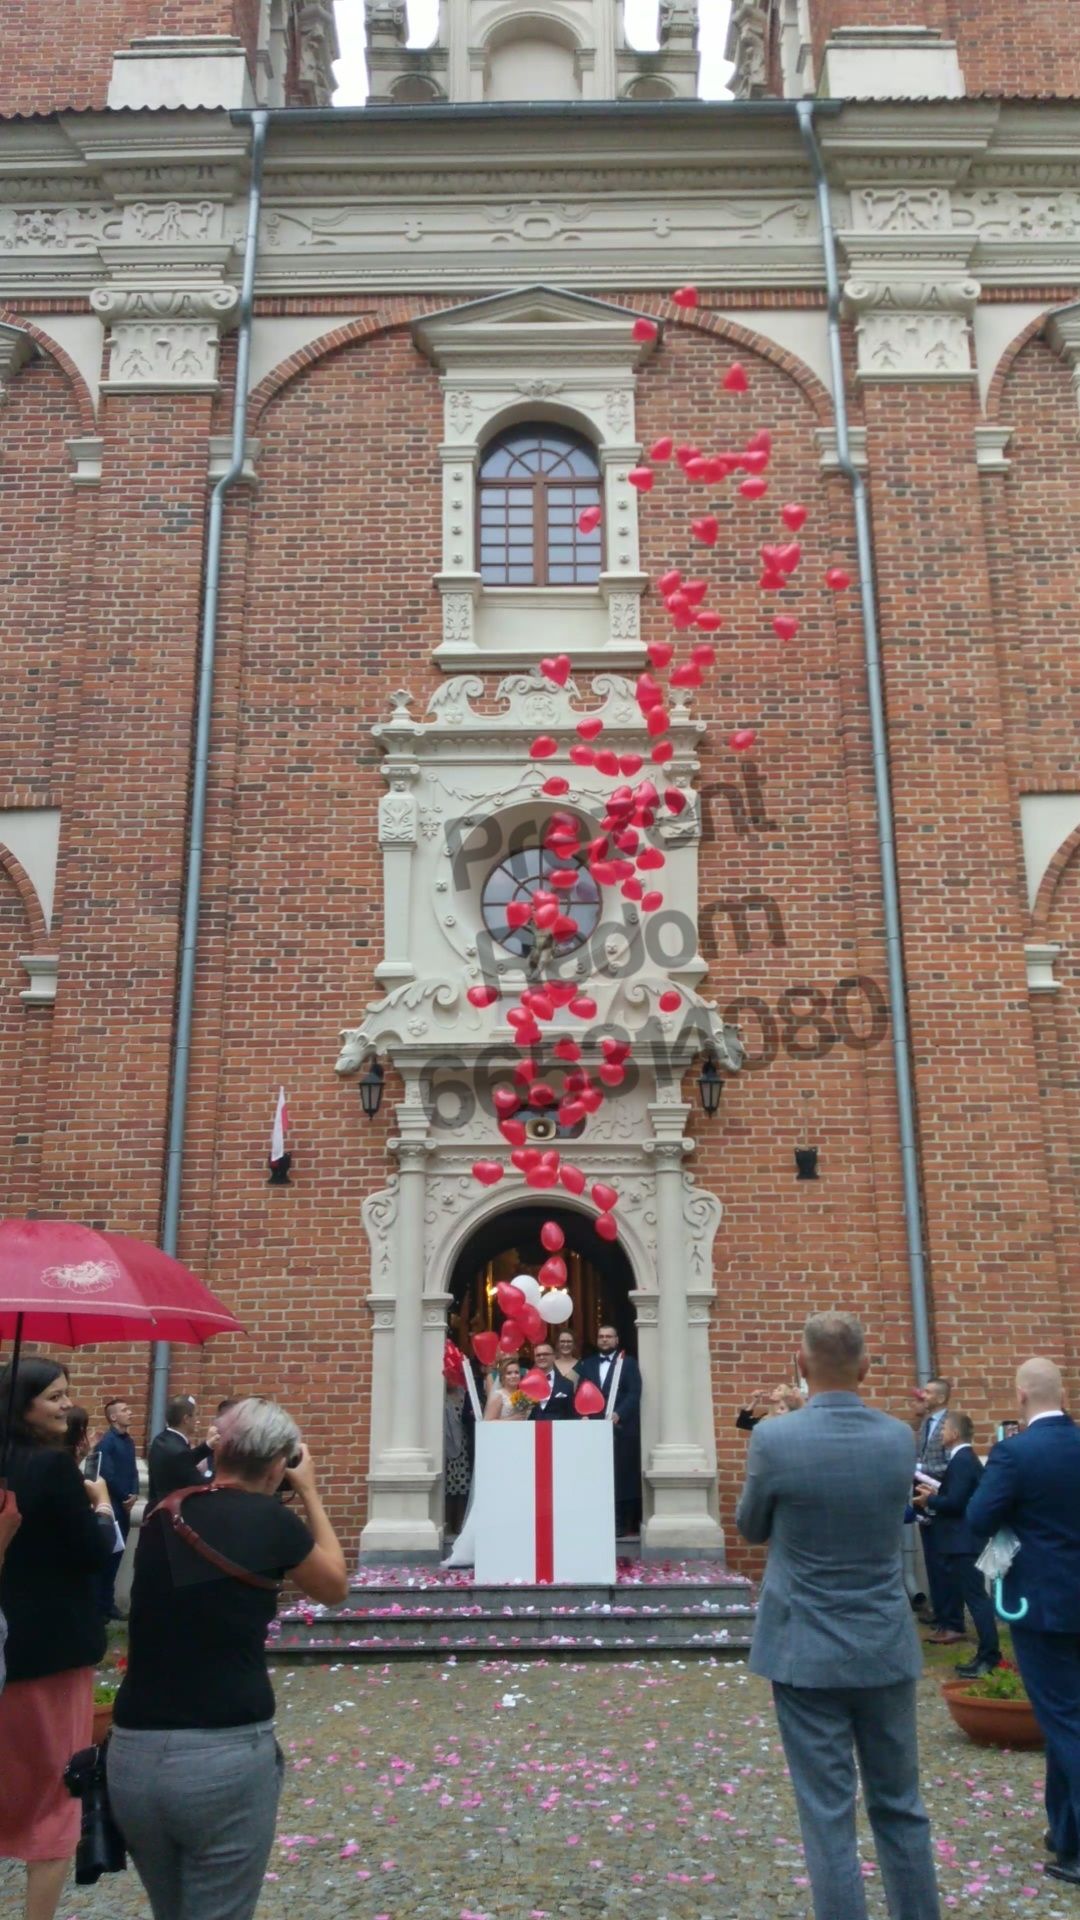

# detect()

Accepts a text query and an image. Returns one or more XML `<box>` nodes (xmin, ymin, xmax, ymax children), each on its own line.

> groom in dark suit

<box><xmin>527</xmin><ymin>1342</ymin><xmax>575</xmax><ymax>1421</ymax></box>
<box><xmin>968</xmin><ymin>1358</ymin><xmax>1080</xmax><ymax>1886</ymax></box>
<box><xmin>577</xmin><ymin>1324</ymin><xmax>642</xmax><ymax>1536</ymax></box>
<box><xmin>914</xmin><ymin>1410</ymin><xmax>1000</xmax><ymax>1676</ymax></box>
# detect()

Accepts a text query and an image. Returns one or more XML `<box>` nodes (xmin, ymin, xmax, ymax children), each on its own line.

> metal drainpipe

<box><xmin>796</xmin><ymin>99</ymin><xmax>934</xmax><ymax>1383</ymax></box>
<box><xmin>149</xmin><ymin>108</ymin><xmax>270</xmax><ymax>1437</ymax></box>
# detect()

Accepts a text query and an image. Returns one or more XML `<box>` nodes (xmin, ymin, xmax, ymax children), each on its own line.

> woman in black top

<box><xmin>0</xmin><ymin>1357</ymin><xmax>117</xmax><ymax>1920</ymax></box>
<box><xmin>108</xmin><ymin>1396</ymin><xmax>347</xmax><ymax>1920</ymax></box>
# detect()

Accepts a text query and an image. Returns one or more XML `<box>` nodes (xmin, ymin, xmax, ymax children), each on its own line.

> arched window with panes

<box><xmin>477</xmin><ymin>425</ymin><xmax>603</xmax><ymax>587</ymax></box>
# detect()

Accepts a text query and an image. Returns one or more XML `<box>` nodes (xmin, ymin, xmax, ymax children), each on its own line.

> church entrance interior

<box><xmin>447</xmin><ymin>1204</ymin><xmax>637</xmax><ymax>1359</ymax></box>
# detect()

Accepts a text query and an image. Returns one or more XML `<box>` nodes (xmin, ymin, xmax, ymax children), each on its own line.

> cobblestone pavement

<box><xmin>5</xmin><ymin>1653</ymin><xmax>1067</xmax><ymax>1920</ymax></box>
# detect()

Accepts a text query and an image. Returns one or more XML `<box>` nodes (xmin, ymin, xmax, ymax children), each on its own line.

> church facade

<box><xmin>2</xmin><ymin>0</ymin><xmax>1080</xmax><ymax>1560</ymax></box>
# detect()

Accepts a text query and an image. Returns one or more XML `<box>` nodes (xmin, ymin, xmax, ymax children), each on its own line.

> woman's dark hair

<box><xmin>65</xmin><ymin>1406</ymin><xmax>90</xmax><ymax>1457</ymax></box>
<box><xmin>0</xmin><ymin>1357</ymin><xmax>69</xmax><ymax>1449</ymax></box>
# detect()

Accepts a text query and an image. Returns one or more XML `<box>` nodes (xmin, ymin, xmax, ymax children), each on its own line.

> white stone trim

<box><xmin>815</xmin><ymin>425</ymin><xmax>867</xmax><ymax>471</ymax></box>
<box><xmin>1019</xmin><ymin>793</ymin><xmax>1080</xmax><ymax>912</ymax></box>
<box><xmin>0</xmin><ymin>808</ymin><xmax>61</xmax><ymax>930</ymax></box>
<box><xmin>1026</xmin><ymin>945</ymin><xmax>1063</xmax><ymax>994</ymax></box>
<box><xmin>0</xmin><ymin>324</ymin><xmax>38</xmax><ymax>398</ymax></box>
<box><xmin>1046</xmin><ymin>307</ymin><xmax>1080</xmax><ymax>422</ymax></box>
<box><xmin>206</xmin><ymin>436</ymin><xmax>261</xmax><ymax>485</ymax></box>
<box><xmin>415</xmin><ymin>286</ymin><xmax>657</xmax><ymax>668</ymax></box>
<box><xmin>974</xmin><ymin>425</ymin><xmax>1012</xmax><ymax>472</ymax></box>
<box><xmin>819</xmin><ymin>27</ymin><xmax>965</xmax><ymax>102</ymax></box>
<box><xmin>67</xmin><ymin>436</ymin><xmax>103</xmax><ymax>486</ymax></box>
<box><xmin>107</xmin><ymin>36</ymin><xmax>256</xmax><ymax>111</ymax></box>
<box><xmin>19</xmin><ymin>956</ymin><xmax>58</xmax><ymax>1005</ymax></box>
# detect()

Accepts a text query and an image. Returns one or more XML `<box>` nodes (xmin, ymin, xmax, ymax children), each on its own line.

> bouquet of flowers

<box><xmin>508</xmin><ymin>1390</ymin><xmax>533</xmax><ymax>1418</ymax></box>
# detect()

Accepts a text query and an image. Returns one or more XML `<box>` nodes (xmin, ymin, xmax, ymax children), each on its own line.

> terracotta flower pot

<box><xmin>91</xmin><ymin>1702</ymin><xmax>115</xmax><ymax>1746</ymax></box>
<box><xmin>941</xmin><ymin>1680</ymin><xmax>1044</xmax><ymax>1750</ymax></box>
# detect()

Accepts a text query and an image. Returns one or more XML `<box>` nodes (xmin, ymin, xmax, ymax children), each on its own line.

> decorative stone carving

<box><xmin>843</xmin><ymin>272</ymin><xmax>980</xmax><ymax>382</ymax></box>
<box><xmin>67</xmin><ymin>437</ymin><xmax>103</xmax><ymax>487</ymax></box>
<box><xmin>1025</xmin><ymin>944</ymin><xmax>1063</xmax><ymax>994</ymax></box>
<box><xmin>91</xmin><ymin>285</ymin><xmax>240</xmax><ymax>391</ymax></box>
<box><xmin>378</xmin><ymin>777</ymin><xmax>419</xmax><ymax>846</ymax></box>
<box><xmin>20</xmin><ymin>956</ymin><xmax>58</xmax><ymax>1005</ymax></box>
<box><xmin>974</xmin><ymin>426</ymin><xmax>1012</xmax><ymax>472</ymax></box>
<box><xmin>297</xmin><ymin>3</ymin><xmax>340</xmax><ymax>108</ymax></box>
<box><xmin>1046</xmin><ymin>309</ymin><xmax>1080</xmax><ymax>421</ymax></box>
<box><xmin>725</xmin><ymin>0</ymin><xmax>769</xmax><ymax>99</ymax></box>
<box><xmin>0</xmin><ymin>324</ymin><xmax>36</xmax><ymax>399</ymax></box>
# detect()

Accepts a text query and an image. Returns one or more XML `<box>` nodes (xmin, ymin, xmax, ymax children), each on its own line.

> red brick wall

<box><xmin>805</xmin><ymin>0</ymin><xmax>1080</xmax><ymax>96</ymax></box>
<box><xmin>5</xmin><ymin>298</ymin><xmax>1079</xmax><ymax>1563</ymax></box>
<box><xmin>0</xmin><ymin>0</ymin><xmax>260</xmax><ymax>115</ymax></box>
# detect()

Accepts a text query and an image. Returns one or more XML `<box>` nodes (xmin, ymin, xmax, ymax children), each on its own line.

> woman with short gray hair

<box><xmin>107</xmin><ymin>1398</ymin><xmax>347</xmax><ymax>1920</ymax></box>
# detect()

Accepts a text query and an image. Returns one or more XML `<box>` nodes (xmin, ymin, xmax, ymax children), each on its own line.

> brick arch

<box><xmin>0</xmin><ymin>309</ymin><xmax>97</xmax><ymax>431</ymax></box>
<box><xmin>247</xmin><ymin>296</ymin><xmax>835</xmax><ymax>432</ymax></box>
<box><xmin>1032</xmin><ymin>823</ymin><xmax>1080</xmax><ymax>938</ymax></box>
<box><xmin>0</xmin><ymin>844</ymin><xmax>49</xmax><ymax>949</ymax></box>
<box><xmin>985</xmin><ymin>301</ymin><xmax>1079</xmax><ymax>424</ymax></box>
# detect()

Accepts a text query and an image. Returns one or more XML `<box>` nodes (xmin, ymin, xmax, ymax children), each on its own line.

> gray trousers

<box><xmin>772</xmin><ymin>1680</ymin><xmax>941</xmax><ymax>1920</ymax></box>
<box><xmin>107</xmin><ymin>1720</ymin><xmax>283</xmax><ymax>1920</ymax></box>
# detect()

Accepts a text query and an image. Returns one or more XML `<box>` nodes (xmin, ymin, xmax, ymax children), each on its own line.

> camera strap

<box><xmin>156</xmin><ymin>1486</ymin><xmax>280</xmax><ymax>1592</ymax></box>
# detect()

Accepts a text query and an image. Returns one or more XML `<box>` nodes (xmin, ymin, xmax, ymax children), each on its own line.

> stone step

<box><xmin>269</xmin><ymin>1565</ymin><xmax>756</xmax><ymax>1660</ymax></box>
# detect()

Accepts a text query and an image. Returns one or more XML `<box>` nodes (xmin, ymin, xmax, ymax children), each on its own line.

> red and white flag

<box><xmin>270</xmin><ymin>1086</ymin><xmax>289</xmax><ymax>1167</ymax></box>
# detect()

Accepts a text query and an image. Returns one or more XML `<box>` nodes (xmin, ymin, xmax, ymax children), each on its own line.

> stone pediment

<box><xmin>412</xmin><ymin>284</ymin><xmax>660</xmax><ymax>372</ymax></box>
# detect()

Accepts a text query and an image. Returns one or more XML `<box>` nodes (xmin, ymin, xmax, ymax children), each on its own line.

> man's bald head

<box><xmin>1016</xmin><ymin>1357</ymin><xmax>1064</xmax><ymax>1417</ymax></box>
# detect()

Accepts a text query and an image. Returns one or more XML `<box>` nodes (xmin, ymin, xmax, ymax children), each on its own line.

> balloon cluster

<box><xmin>470</xmin><ymin>288</ymin><xmax>854</xmax><ymax>1337</ymax></box>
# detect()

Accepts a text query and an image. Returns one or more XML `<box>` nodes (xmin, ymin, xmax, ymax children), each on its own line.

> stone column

<box><xmin>375</xmin><ymin>761</ymin><xmax>419</xmax><ymax>986</ymax></box>
<box><xmin>360</xmin><ymin>1083</ymin><xmax>440</xmax><ymax>1557</ymax></box>
<box><xmin>641</xmin><ymin>1102</ymin><xmax>725</xmax><ymax>1553</ymax></box>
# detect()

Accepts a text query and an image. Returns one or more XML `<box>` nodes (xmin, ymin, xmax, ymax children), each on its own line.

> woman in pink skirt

<box><xmin>0</xmin><ymin>1357</ymin><xmax>117</xmax><ymax>1920</ymax></box>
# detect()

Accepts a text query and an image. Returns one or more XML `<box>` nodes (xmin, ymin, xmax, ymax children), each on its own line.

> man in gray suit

<box><xmin>736</xmin><ymin>1311</ymin><xmax>941</xmax><ymax>1920</ymax></box>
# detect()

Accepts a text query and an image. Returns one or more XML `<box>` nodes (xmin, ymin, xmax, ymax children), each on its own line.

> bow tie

<box><xmin>599</xmin><ymin>1354</ymin><xmax>616</xmax><ymax>1366</ymax></box>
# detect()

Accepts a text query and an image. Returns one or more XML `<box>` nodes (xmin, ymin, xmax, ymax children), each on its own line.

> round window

<box><xmin>481</xmin><ymin>846</ymin><xmax>601</xmax><ymax>959</ymax></box>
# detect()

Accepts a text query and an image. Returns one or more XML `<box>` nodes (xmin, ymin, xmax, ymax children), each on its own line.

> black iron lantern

<box><xmin>697</xmin><ymin>1052</ymin><xmax>724</xmax><ymax>1117</ymax></box>
<box><xmin>795</xmin><ymin>1147</ymin><xmax>819</xmax><ymax>1181</ymax></box>
<box><xmin>359</xmin><ymin>1057</ymin><xmax>385</xmax><ymax>1121</ymax></box>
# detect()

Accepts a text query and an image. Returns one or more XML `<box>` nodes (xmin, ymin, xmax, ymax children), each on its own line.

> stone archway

<box><xmin>447</xmin><ymin>1199</ymin><xmax>639</xmax><ymax>1359</ymax></box>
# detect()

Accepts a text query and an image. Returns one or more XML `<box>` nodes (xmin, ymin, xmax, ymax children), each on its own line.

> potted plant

<box><xmin>942</xmin><ymin>1659</ymin><xmax>1043</xmax><ymax>1750</ymax></box>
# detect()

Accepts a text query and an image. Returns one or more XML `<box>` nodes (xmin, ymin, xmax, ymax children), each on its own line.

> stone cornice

<box><xmin>0</xmin><ymin>101</ymin><xmax>1077</xmax><ymax>300</ymax></box>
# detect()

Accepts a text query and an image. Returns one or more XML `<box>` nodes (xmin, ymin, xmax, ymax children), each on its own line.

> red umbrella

<box><xmin>0</xmin><ymin>1220</ymin><xmax>244</xmax><ymax>1346</ymax></box>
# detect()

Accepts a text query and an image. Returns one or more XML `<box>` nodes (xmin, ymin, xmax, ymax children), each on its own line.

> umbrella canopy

<box><xmin>0</xmin><ymin>1219</ymin><xmax>244</xmax><ymax>1347</ymax></box>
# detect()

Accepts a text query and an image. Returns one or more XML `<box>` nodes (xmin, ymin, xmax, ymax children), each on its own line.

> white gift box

<box><xmin>473</xmin><ymin>1419</ymin><xmax>616</xmax><ymax>1586</ymax></box>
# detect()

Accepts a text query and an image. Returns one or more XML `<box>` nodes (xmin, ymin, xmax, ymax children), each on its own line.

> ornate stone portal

<box><xmin>336</xmin><ymin>673</ymin><xmax>743</xmax><ymax>1556</ymax></box>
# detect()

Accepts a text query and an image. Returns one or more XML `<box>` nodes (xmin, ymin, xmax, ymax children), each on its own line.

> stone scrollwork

<box><xmin>843</xmin><ymin>273</ymin><xmax>981</xmax><ymax>382</ymax></box>
<box><xmin>362</xmin><ymin>1180</ymin><xmax>400</xmax><ymax>1287</ymax></box>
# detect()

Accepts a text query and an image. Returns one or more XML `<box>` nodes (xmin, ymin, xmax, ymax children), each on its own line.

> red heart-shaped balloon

<box><xmin>510</xmin><ymin>1148</ymin><xmax>541</xmax><ymax>1173</ymax></box>
<box><xmin>496</xmin><ymin>1279</ymin><xmax>528</xmax><ymax>1317</ymax></box>
<box><xmin>526</xmin><ymin>1167</ymin><xmax>559</xmax><ymax>1190</ymax></box>
<box><xmin>598</xmin><ymin>1062</ymin><xmax>625</xmax><ymax>1087</ymax></box>
<box><xmin>631</xmin><ymin>316</ymin><xmax>659</xmax><ymax>343</ymax></box>
<box><xmin>577</xmin><ymin>506</ymin><xmax>602</xmax><ymax>535</ymax></box>
<box><xmin>514</xmin><ymin>1060</ymin><xmax>538</xmax><ymax>1084</ymax></box>
<box><xmin>691</xmin><ymin>642</ymin><xmax>718</xmax><ymax>665</ymax></box>
<box><xmin>622</xmin><ymin>877</ymin><xmax>644</xmax><ymax>901</ymax></box>
<box><xmin>529</xmin><ymin>736</ymin><xmax>558</xmax><ymax>759</ymax></box>
<box><xmin>467</xmin><ymin>985</ymin><xmax>499</xmax><ymax>1008</ymax></box>
<box><xmin>472</xmin><ymin>1161</ymin><xmax>504</xmax><ymax>1187</ymax></box>
<box><xmin>694</xmin><ymin>613</ymin><xmax>722</xmax><ymax>634</ymax></box>
<box><xmin>575</xmin><ymin>1380</ymin><xmax>606</xmax><ymax>1416</ymax></box>
<box><xmin>722</xmin><ymin>362</ymin><xmax>749</xmax><ymax>392</ymax></box>
<box><xmin>641</xmin><ymin>890</ymin><xmax>664</xmax><ymax>912</ymax></box>
<box><xmin>657</xmin><ymin>569</ymin><xmax>682</xmax><ymax>595</ymax></box>
<box><xmin>664</xmin><ymin>788</ymin><xmax>687</xmax><ymax>814</ymax></box>
<box><xmin>592</xmin><ymin>1182</ymin><xmax>619</xmax><ymax>1212</ymax></box>
<box><xmin>651</xmin><ymin>740</ymin><xmax>674</xmax><ymax>764</ymax></box>
<box><xmin>534</xmin><ymin>903</ymin><xmax>559</xmax><ymax>931</ymax></box>
<box><xmin>542</xmin><ymin>776</ymin><xmax>570</xmax><ymax>796</ymax></box>
<box><xmin>627</xmin><ymin>466</ymin><xmax>654</xmax><ymax>493</ymax></box>
<box><xmin>494</xmin><ymin>1087</ymin><xmax>521</xmax><ymax>1117</ymax></box>
<box><xmin>538</xmin><ymin>1255</ymin><xmax>568</xmax><ymax>1289</ymax></box>
<box><xmin>826</xmin><ymin>567</ymin><xmax>852</xmax><ymax>592</ymax></box>
<box><xmin>683</xmin><ymin>456</ymin><xmax>710</xmax><ymax>481</ymax></box>
<box><xmin>646</xmin><ymin>708</ymin><xmax>670</xmax><ymax>737</ymax></box>
<box><xmin>776</xmin><ymin>542</ymin><xmax>802</xmax><ymax>573</ymax></box>
<box><xmin>569</xmin><ymin>744</ymin><xmax>596</xmax><ymax>767</ymax></box>
<box><xmin>782</xmin><ymin>503</ymin><xmax>807</xmax><ymax>531</ymax></box>
<box><xmin>650</xmin><ymin>436</ymin><xmax>674</xmax><ymax>462</ymax></box>
<box><xmin>560</xmin><ymin>1164</ymin><xmax>587</xmax><ymax>1195</ymax></box>
<box><xmin>759</xmin><ymin>570</ymin><xmax>785</xmax><ymax>591</ymax></box>
<box><xmin>659</xmin><ymin>989</ymin><xmax>682</xmax><ymax>1012</ymax></box>
<box><xmin>691</xmin><ymin>516</ymin><xmax>719</xmax><ymax>546</ymax></box>
<box><xmin>594</xmin><ymin>749</ymin><xmax>619</xmax><ymax>776</ymax></box>
<box><xmin>541</xmin><ymin>1221</ymin><xmax>565</xmax><ymax>1253</ymax></box>
<box><xmin>554</xmin><ymin>1037</ymin><xmax>582</xmax><ymax>1062</ymax></box>
<box><xmin>540</xmin><ymin>654</ymin><xmax>571</xmax><ymax>688</ymax></box>
<box><xmin>741</xmin><ymin>449</ymin><xmax>770</xmax><ymax>475</ymax></box>
<box><xmin>473</xmin><ymin>1330</ymin><xmax>499</xmax><ymax>1367</ymax></box>
<box><xmin>646</xmin><ymin>640</ymin><xmax>674</xmax><ymax>669</ymax></box>
<box><xmin>576</xmin><ymin>716</ymin><xmax>604</xmax><ymax>741</ymax></box>
<box><xmin>773</xmin><ymin>615</ymin><xmax>799</xmax><ymax>641</ymax></box>
<box><xmin>506</xmin><ymin>901</ymin><xmax>532</xmax><ymax>929</ymax></box>
<box><xmin>636</xmin><ymin>673</ymin><xmax>663</xmax><ymax>709</ymax></box>
<box><xmin>672</xmin><ymin>285</ymin><xmax>699</xmax><ymax>309</ymax></box>
<box><xmin>739</xmin><ymin>476</ymin><xmax>768</xmax><ymax>499</ymax></box>
<box><xmin>499</xmin><ymin>1119</ymin><xmax>527</xmax><ymax>1147</ymax></box>
<box><xmin>681</xmin><ymin>579</ymin><xmax>708</xmax><ymax>606</ymax></box>
<box><xmin>594</xmin><ymin>1213</ymin><xmax>619</xmax><ymax>1243</ymax></box>
<box><xmin>637</xmin><ymin>846</ymin><xmax>665</xmax><ymax>871</ymax></box>
<box><xmin>729</xmin><ymin>727</ymin><xmax>757</xmax><ymax>752</ymax></box>
<box><xmin>569</xmin><ymin>994</ymin><xmax>598</xmax><ymax>1020</ymax></box>
<box><xmin>670</xmin><ymin>663</ymin><xmax>702</xmax><ymax>688</ymax></box>
<box><xmin>499</xmin><ymin>1319</ymin><xmax>525</xmax><ymax>1352</ymax></box>
<box><xmin>620</xmin><ymin>753</ymin><xmax>644</xmax><ymax>776</ymax></box>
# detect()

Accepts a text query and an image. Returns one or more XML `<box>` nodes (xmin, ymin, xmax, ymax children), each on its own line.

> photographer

<box><xmin>0</xmin><ymin>1358</ymin><xmax>116</xmax><ymax>1920</ymax></box>
<box><xmin>107</xmin><ymin>1397</ymin><xmax>347</xmax><ymax>1920</ymax></box>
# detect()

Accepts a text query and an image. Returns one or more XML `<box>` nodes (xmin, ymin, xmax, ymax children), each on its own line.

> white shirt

<box><xmin>946</xmin><ymin>1441</ymin><xmax>972</xmax><ymax>1459</ymax></box>
<box><xmin>1027</xmin><ymin>1409</ymin><xmax>1067</xmax><ymax>1426</ymax></box>
<box><xmin>598</xmin><ymin>1352</ymin><xmax>617</xmax><ymax>1373</ymax></box>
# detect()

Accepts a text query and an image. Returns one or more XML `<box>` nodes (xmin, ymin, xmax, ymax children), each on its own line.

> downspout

<box><xmin>796</xmin><ymin>99</ymin><xmax>934</xmax><ymax>1383</ymax></box>
<box><xmin>150</xmin><ymin>108</ymin><xmax>270</xmax><ymax>1436</ymax></box>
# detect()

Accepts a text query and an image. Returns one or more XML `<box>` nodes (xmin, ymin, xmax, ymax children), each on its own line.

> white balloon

<box><xmin>511</xmin><ymin>1273</ymin><xmax>543</xmax><ymax>1306</ymax></box>
<box><xmin>538</xmin><ymin>1288</ymin><xmax>573</xmax><ymax>1325</ymax></box>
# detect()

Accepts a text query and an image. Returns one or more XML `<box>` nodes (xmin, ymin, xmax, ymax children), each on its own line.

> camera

<box><xmin>64</xmin><ymin>1744</ymin><xmax>127</xmax><ymax>1885</ymax></box>
<box><xmin>286</xmin><ymin>1447</ymin><xmax>303</xmax><ymax>1469</ymax></box>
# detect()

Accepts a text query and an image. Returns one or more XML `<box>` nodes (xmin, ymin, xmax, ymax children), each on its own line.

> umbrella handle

<box><xmin>994</xmin><ymin>1576</ymin><xmax>1029</xmax><ymax>1624</ymax></box>
<box><xmin>1</xmin><ymin>1311</ymin><xmax>24</xmax><ymax>1481</ymax></box>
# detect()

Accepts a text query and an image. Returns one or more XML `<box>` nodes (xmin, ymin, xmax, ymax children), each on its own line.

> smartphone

<box><xmin>82</xmin><ymin>1450</ymin><xmax>102</xmax><ymax>1481</ymax></box>
<box><xmin>998</xmin><ymin>1419</ymin><xmax>1020</xmax><ymax>1441</ymax></box>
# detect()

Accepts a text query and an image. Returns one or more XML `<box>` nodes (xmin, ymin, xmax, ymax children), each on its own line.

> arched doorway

<box><xmin>447</xmin><ymin>1202</ymin><xmax>637</xmax><ymax>1360</ymax></box>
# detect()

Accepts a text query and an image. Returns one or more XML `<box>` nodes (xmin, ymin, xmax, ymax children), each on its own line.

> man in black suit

<box><xmin>914</xmin><ymin>1411</ymin><xmax>1000</xmax><ymax>1677</ymax></box>
<box><xmin>968</xmin><ymin>1358</ymin><xmax>1080</xmax><ymax>1887</ymax></box>
<box><xmin>577</xmin><ymin>1323</ymin><xmax>642</xmax><ymax>1536</ymax></box>
<box><xmin>527</xmin><ymin>1343</ymin><xmax>576</xmax><ymax>1421</ymax></box>
<box><xmin>147</xmin><ymin>1394</ymin><xmax>213</xmax><ymax>1506</ymax></box>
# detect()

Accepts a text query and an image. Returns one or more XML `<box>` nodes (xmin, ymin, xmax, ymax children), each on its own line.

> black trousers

<box><xmin>943</xmin><ymin>1552</ymin><xmax>1000</xmax><ymax>1662</ymax></box>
